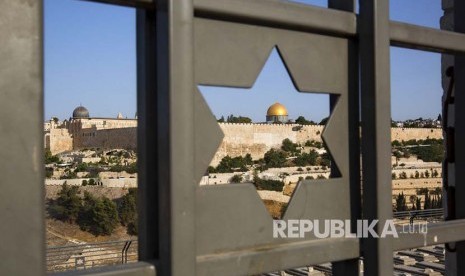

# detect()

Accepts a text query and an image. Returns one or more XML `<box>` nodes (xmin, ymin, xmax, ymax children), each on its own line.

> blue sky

<box><xmin>45</xmin><ymin>0</ymin><xmax>443</xmax><ymax>122</ymax></box>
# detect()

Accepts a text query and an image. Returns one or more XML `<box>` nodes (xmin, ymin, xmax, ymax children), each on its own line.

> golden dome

<box><xmin>266</xmin><ymin>102</ymin><xmax>288</xmax><ymax>116</ymax></box>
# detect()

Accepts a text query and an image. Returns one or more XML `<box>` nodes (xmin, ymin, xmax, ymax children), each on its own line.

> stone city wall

<box><xmin>45</xmin><ymin>178</ymin><xmax>137</xmax><ymax>188</ymax></box>
<box><xmin>210</xmin><ymin>123</ymin><xmax>443</xmax><ymax>166</ymax></box>
<box><xmin>46</xmin><ymin>121</ymin><xmax>442</xmax><ymax>160</ymax></box>
<box><xmin>212</xmin><ymin>123</ymin><xmax>324</xmax><ymax>165</ymax></box>
<box><xmin>73</xmin><ymin>126</ymin><xmax>137</xmax><ymax>151</ymax></box>
<box><xmin>79</xmin><ymin>118</ymin><xmax>137</xmax><ymax>130</ymax></box>
<box><xmin>45</xmin><ymin>185</ymin><xmax>133</xmax><ymax>200</ymax></box>
<box><xmin>47</xmin><ymin>128</ymin><xmax>73</xmax><ymax>155</ymax></box>
<box><xmin>391</xmin><ymin>127</ymin><xmax>443</xmax><ymax>142</ymax></box>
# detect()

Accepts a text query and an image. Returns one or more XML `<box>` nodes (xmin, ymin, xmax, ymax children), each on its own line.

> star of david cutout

<box><xmin>196</xmin><ymin>47</ymin><xmax>342</xmax><ymax>219</ymax></box>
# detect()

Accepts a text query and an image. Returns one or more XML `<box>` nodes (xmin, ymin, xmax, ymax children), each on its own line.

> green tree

<box><xmin>391</xmin><ymin>140</ymin><xmax>402</xmax><ymax>147</ymax></box>
<box><xmin>424</xmin><ymin>193</ymin><xmax>432</xmax><ymax>210</ymax></box>
<box><xmin>399</xmin><ymin>171</ymin><xmax>408</xmax><ymax>179</ymax></box>
<box><xmin>424</xmin><ymin>170</ymin><xmax>430</xmax><ymax>178</ymax></box>
<box><xmin>410</xmin><ymin>144</ymin><xmax>444</xmax><ymax>163</ymax></box>
<box><xmin>319</xmin><ymin>156</ymin><xmax>331</xmax><ymax>167</ymax></box>
<box><xmin>395</xmin><ymin>192</ymin><xmax>408</xmax><ymax>212</ymax></box>
<box><xmin>281</xmin><ymin>138</ymin><xmax>299</xmax><ymax>153</ymax></box>
<box><xmin>118</xmin><ymin>189</ymin><xmax>138</xmax><ymax>235</ymax></box>
<box><xmin>226</xmin><ymin>115</ymin><xmax>252</xmax><ymax>123</ymax></box>
<box><xmin>415</xmin><ymin>197</ymin><xmax>422</xmax><ymax>210</ymax></box>
<box><xmin>264</xmin><ymin>149</ymin><xmax>287</xmax><ymax>168</ymax></box>
<box><xmin>78</xmin><ymin>192</ymin><xmax>119</xmax><ymax>236</ymax></box>
<box><xmin>45</xmin><ymin>168</ymin><xmax>53</xmax><ymax>178</ymax></box>
<box><xmin>295</xmin><ymin>116</ymin><xmax>315</xmax><ymax>125</ymax></box>
<box><xmin>244</xmin><ymin>154</ymin><xmax>253</xmax><ymax>166</ymax></box>
<box><xmin>409</xmin><ymin>195</ymin><xmax>417</xmax><ymax>210</ymax></box>
<box><xmin>230</xmin><ymin>174</ymin><xmax>243</xmax><ymax>183</ymax></box>
<box><xmin>416</xmin><ymin>188</ymin><xmax>429</xmax><ymax>196</ymax></box>
<box><xmin>253</xmin><ymin>174</ymin><xmax>284</xmax><ymax>191</ymax></box>
<box><xmin>75</xmin><ymin>163</ymin><xmax>88</xmax><ymax>173</ymax></box>
<box><xmin>48</xmin><ymin>184</ymin><xmax>82</xmax><ymax>223</ymax></box>
<box><xmin>294</xmin><ymin>150</ymin><xmax>319</xmax><ymax>167</ymax></box>
<box><xmin>319</xmin><ymin>117</ymin><xmax>329</xmax><ymax>125</ymax></box>
<box><xmin>45</xmin><ymin>150</ymin><xmax>60</xmax><ymax>164</ymax></box>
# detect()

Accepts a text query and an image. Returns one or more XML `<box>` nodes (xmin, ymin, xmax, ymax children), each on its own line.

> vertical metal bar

<box><xmin>453</xmin><ymin>0</ymin><xmax>465</xmax><ymax>274</ymax></box>
<box><xmin>153</xmin><ymin>0</ymin><xmax>196</xmax><ymax>275</ymax></box>
<box><xmin>0</xmin><ymin>1</ymin><xmax>45</xmax><ymax>275</ymax></box>
<box><xmin>328</xmin><ymin>0</ymin><xmax>356</xmax><ymax>12</ymax></box>
<box><xmin>328</xmin><ymin>1</ymin><xmax>360</xmax><ymax>275</ymax></box>
<box><xmin>122</xmin><ymin>241</ymin><xmax>128</xmax><ymax>263</ymax></box>
<box><xmin>359</xmin><ymin>0</ymin><xmax>393</xmax><ymax>275</ymax></box>
<box><xmin>137</xmin><ymin>9</ymin><xmax>159</xmax><ymax>262</ymax></box>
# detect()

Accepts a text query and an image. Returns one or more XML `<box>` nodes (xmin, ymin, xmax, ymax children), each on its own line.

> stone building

<box><xmin>266</xmin><ymin>102</ymin><xmax>289</xmax><ymax>123</ymax></box>
<box><xmin>45</xmin><ymin>106</ymin><xmax>137</xmax><ymax>154</ymax></box>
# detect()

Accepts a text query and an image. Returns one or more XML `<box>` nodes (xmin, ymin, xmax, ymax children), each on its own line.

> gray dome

<box><xmin>72</xmin><ymin>106</ymin><xmax>89</xmax><ymax>118</ymax></box>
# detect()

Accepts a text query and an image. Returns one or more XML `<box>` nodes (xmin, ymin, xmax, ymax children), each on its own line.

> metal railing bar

<box><xmin>390</xmin><ymin>21</ymin><xmax>465</xmax><ymax>54</ymax></box>
<box><xmin>196</xmin><ymin>238</ymin><xmax>359</xmax><ymax>275</ymax></box>
<box><xmin>47</xmin><ymin>262</ymin><xmax>155</xmax><ymax>275</ymax></box>
<box><xmin>193</xmin><ymin>0</ymin><xmax>357</xmax><ymax>37</ymax></box>
<box><xmin>393</xmin><ymin>219</ymin><xmax>465</xmax><ymax>251</ymax></box>
<box><xmin>47</xmin><ymin>240</ymin><xmax>138</xmax><ymax>250</ymax></box>
<box><xmin>47</xmin><ymin>251</ymin><xmax>138</xmax><ymax>260</ymax></box>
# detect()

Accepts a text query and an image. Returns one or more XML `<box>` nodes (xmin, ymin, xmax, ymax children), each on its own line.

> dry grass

<box><xmin>46</xmin><ymin>218</ymin><xmax>136</xmax><ymax>247</ymax></box>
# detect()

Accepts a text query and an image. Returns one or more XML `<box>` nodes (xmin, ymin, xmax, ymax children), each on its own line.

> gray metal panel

<box><xmin>195</xmin><ymin>18</ymin><xmax>348</xmax><ymax>93</ymax></box>
<box><xmin>136</xmin><ymin>9</ymin><xmax>159</xmax><ymax>262</ymax></box>
<box><xmin>328</xmin><ymin>2</ymin><xmax>360</xmax><ymax>276</ymax></box>
<box><xmin>359</xmin><ymin>0</ymin><xmax>393</xmax><ymax>275</ymax></box>
<box><xmin>0</xmin><ymin>1</ymin><xmax>45</xmax><ymax>275</ymax></box>
<box><xmin>321</xmin><ymin>97</ymin><xmax>348</xmax><ymax>177</ymax></box>
<box><xmin>196</xmin><ymin>184</ymin><xmax>274</xmax><ymax>255</ymax></box>
<box><xmin>194</xmin><ymin>15</ymin><xmax>357</xmax><ymax>274</ymax></box>
<box><xmin>193</xmin><ymin>0</ymin><xmax>357</xmax><ymax>37</ymax></box>
<box><xmin>196</xmin><ymin>237</ymin><xmax>359</xmax><ymax>276</ymax></box>
<box><xmin>390</xmin><ymin>21</ymin><xmax>465</xmax><ymax>54</ymax></box>
<box><xmin>453</xmin><ymin>0</ymin><xmax>465</xmax><ymax>273</ymax></box>
<box><xmin>283</xmin><ymin>179</ymin><xmax>350</xmax><ymax>220</ymax></box>
<box><xmin>56</xmin><ymin>262</ymin><xmax>156</xmax><ymax>276</ymax></box>
<box><xmin>154</xmin><ymin>0</ymin><xmax>197</xmax><ymax>275</ymax></box>
<box><xmin>393</xmin><ymin>220</ymin><xmax>465</xmax><ymax>251</ymax></box>
<box><xmin>193</xmin><ymin>88</ymin><xmax>224</xmax><ymax>184</ymax></box>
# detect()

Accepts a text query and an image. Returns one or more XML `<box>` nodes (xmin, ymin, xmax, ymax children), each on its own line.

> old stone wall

<box><xmin>78</xmin><ymin>118</ymin><xmax>137</xmax><ymax>130</ymax></box>
<box><xmin>391</xmin><ymin>127</ymin><xmax>442</xmax><ymax>141</ymax></box>
<box><xmin>46</xmin><ymin>120</ymin><xmax>442</xmax><ymax>161</ymax></box>
<box><xmin>45</xmin><ymin>178</ymin><xmax>137</xmax><ymax>188</ymax></box>
<box><xmin>45</xmin><ymin>185</ymin><xmax>133</xmax><ymax>200</ymax></box>
<box><xmin>47</xmin><ymin>128</ymin><xmax>73</xmax><ymax>155</ymax></box>
<box><xmin>212</xmin><ymin>123</ymin><xmax>324</xmax><ymax>165</ymax></box>
<box><xmin>210</xmin><ymin>123</ymin><xmax>443</xmax><ymax>166</ymax></box>
<box><xmin>73</xmin><ymin>126</ymin><xmax>137</xmax><ymax>151</ymax></box>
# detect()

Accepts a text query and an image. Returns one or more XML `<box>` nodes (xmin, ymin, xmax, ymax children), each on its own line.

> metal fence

<box><xmin>46</xmin><ymin>240</ymin><xmax>137</xmax><ymax>272</ymax></box>
<box><xmin>393</xmin><ymin>208</ymin><xmax>444</xmax><ymax>220</ymax></box>
<box><xmin>3</xmin><ymin>0</ymin><xmax>465</xmax><ymax>275</ymax></box>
